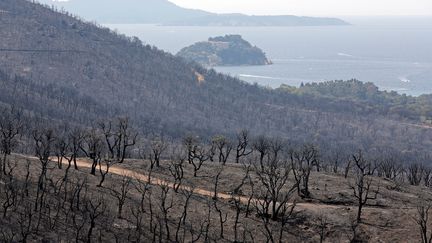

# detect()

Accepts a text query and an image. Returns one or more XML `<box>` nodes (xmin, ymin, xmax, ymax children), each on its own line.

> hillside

<box><xmin>2</xmin><ymin>1</ymin><xmax>432</xmax><ymax>242</ymax></box>
<box><xmin>278</xmin><ymin>80</ymin><xmax>432</xmax><ymax>122</ymax></box>
<box><xmin>177</xmin><ymin>35</ymin><xmax>272</xmax><ymax>66</ymax></box>
<box><xmin>0</xmin><ymin>0</ymin><xmax>432</xmax><ymax>159</ymax></box>
<box><xmin>1</xmin><ymin>150</ymin><xmax>431</xmax><ymax>242</ymax></box>
<box><xmin>38</xmin><ymin>0</ymin><xmax>349</xmax><ymax>26</ymax></box>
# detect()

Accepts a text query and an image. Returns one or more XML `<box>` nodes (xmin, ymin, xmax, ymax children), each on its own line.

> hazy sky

<box><xmin>169</xmin><ymin>0</ymin><xmax>432</xmax><ymax>16</ymax></box>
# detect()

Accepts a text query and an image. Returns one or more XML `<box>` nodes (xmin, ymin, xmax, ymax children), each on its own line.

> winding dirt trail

<box><xmin>69</xmin><ymin>158</ymin><xmax>344</xmax><ymax>211</ymax></box>
<box><xmin>16</xmin><ymin>154</ymin><xmax>355</xmax><ymax>211</ymax></box>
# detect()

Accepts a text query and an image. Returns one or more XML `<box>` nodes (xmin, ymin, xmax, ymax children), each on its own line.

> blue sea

<box><xmin>107</xmin><ymin>17</ymin><xmax>432</xmax><ymax>96</ymax></box>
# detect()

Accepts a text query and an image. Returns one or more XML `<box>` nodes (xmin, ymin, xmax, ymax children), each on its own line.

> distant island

<box><xmin>177</xmin><ymin>35</ymin><xmax>272</xmax><ymax>67</ymax></box>
<box><xmin>164</xmin><ymin>14</ymin><xmax>349</xmax><ymax>26</ymax></box>
<box><xmin>39</xmin><ymin>0</ymin><xmax>350</xmax><ymax>26</ymax></box>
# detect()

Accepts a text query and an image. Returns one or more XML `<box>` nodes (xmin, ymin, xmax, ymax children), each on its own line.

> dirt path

<box><xmin>71</xmin><ymin>158</ymin><xmax>345</xmax><ymax>211</ymax></box>
<box><xmin>402</xmin><ymin>122</ymin><xmax>432</xmax><ymax>130</ymax></box>
<box><xmin>15</xmin><ymin>154</ymin><xmax>361</xmax><ymax>211</ymax></box>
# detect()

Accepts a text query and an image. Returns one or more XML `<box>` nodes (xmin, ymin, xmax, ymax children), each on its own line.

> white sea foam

<box><xmin>399</xmin><ymin>77</ymin><xmax>411</xmax><ymax>83</ymax></box>
<box><xmin>239</xmin><ymin>74</ymin><xmax>284</xmax><ymax>80</ymax></box>
<box><xmin>391</xmin><ymin>88</ymin><xmax>410</xmax><ymax>92</ymax></box>
<box><xmin>337</xmin><ymin>52</ymin><xmax>355</xmax><ymax>58</ymax></box>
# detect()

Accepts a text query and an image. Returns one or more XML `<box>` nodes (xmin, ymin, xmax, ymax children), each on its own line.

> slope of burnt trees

<box><xmin>0</xmin><ymin>111</ymin><xmax>431</xmax><ymax>242</ymax></box>
<box><xmin>1</xmin><ymin>0</ymin><xmax>432</xmax><ymax>160</ymax></box>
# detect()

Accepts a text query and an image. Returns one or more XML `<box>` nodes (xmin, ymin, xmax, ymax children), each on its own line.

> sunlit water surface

<box><xmin>107</xmin><ymin>17</ymin><xmax>432</xmax><ymax>96</ymax></box>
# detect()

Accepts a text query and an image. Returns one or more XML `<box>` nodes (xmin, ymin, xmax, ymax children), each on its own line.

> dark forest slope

<box><xmin>0</xmin><ymin>0</ymin><xmax>432</xmax><ymax>158</ymax></box>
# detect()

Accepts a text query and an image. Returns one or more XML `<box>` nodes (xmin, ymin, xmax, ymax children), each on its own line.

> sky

<box><xmin>168</xmin><ymin>0</ymin><xmax>432</xmax><ymax>16</ymax></box>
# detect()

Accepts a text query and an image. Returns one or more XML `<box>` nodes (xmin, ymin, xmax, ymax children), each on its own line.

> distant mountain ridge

<box><xmin>38</xmin><ymin>0</ymin><xmax>349</xmax><ymax>26</ymax></box>
<box><xmin>37</xmin><ymin>0</ymin><xmax>211</xmax><ymax>23</ymax></box>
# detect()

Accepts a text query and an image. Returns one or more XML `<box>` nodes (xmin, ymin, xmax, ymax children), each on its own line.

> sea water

<box><xmin>106</xmin><ymin>17</ymin><xmax>432</xmax><ymax>96</ymax></box>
